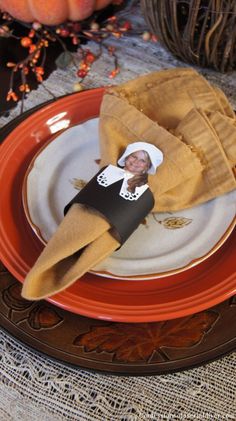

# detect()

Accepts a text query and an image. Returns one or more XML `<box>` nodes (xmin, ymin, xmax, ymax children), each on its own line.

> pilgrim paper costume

<box><xmin>64</xmin><ymin>142</ymin><xmax>163</xmax><ymax>245</ymax></box>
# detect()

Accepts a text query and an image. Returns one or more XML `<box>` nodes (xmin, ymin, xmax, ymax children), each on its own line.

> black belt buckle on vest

<box><xmin>64</xmin><ymin>167</ymin><xmax>155</xmax><ymax>248</ymax></box>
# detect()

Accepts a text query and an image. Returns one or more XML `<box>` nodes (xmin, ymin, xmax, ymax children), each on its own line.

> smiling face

<box><xmin>124</xmin><ymin>150</ymin><xmax>151</xmax><ymax>175</ymax></box>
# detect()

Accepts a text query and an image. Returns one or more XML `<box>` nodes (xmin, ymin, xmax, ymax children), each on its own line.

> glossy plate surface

<box><xmin>0</xmin><ymin>89</ymin><xmax>236</xmax><ymax>322</ymax></box>
<box><xmin>23</xmin><ymin>117</ymin><xmax>236</xmax><ymax>279</ymax></box>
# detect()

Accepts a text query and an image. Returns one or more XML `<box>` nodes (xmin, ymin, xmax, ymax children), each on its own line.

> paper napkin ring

<box><xmin>64</xmin><ymin>167</ymin><xmax>154</xmax><ymax>246</ymax></box>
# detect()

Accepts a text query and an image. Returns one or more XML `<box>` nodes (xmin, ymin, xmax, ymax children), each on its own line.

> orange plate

<box><xmin>0</xmin><ymin>89</ymin><xmax>236</xmax><ymax>322</ymax></box>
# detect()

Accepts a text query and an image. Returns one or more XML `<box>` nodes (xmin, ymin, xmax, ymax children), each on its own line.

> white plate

<box><xmin>23</xmin><ymin>118</ymin><xmax>236</xmax><ymax>280</ymax></box>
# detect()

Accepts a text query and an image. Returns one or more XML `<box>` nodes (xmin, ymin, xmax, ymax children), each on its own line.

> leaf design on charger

<box><xmin>153</xmin><ymin>215</ymin><xmax>192</xmax><ymax>229</ymax></box>
<box><xmin>28</xmin><ymin>304</ymin><xmax>63</xmax><ymax>330</ymax></box>
<box><xmin>70</xmin><ymin>178</ymin><xmax>87</xmax><ymax>190</ymax></box>
<box><xmin>2</xmin><ymin>282</ymin><xmax>33</xmax><ymax>311</ymax></box>
<box><xmin>74</xmin><ymin>311</ymin><xmax>218</xmax><ymax>362</ymax></box>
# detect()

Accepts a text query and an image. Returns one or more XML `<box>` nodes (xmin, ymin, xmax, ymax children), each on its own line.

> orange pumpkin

<box><xmin>0</xmin><ymin>0</ymin><xmax>114</xmax><ymax>25</ymax></box>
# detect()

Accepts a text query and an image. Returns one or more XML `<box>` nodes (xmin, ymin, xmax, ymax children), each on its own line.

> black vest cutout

<box><xmin>64</xmin><ymin>167</ymin><xmax>155</xmax><ymax>246</ymax></box>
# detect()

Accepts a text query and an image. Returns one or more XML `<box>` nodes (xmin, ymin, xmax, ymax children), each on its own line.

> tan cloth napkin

<box><xmin>21</xmin><ymin>68</ymin><xmax>236</xmax><ymax>300</ymax></box>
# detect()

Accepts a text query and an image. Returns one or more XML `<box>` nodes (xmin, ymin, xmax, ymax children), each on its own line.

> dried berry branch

<box><xmin>0</xmin><ymin>1</ymin><xmax>155</xmax><ymax>112</ymax></box>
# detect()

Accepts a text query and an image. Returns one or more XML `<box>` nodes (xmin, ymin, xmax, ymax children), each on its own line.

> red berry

<box><xmin>19</xmin><ymin>84</ymin><xmax>26</xmax><ymax>92</ymax></box>
<box><xmin>86</xmin><ymin>52</ymin><xmax>95</xmax><ymax>63</ymax></box>
<box><xmin>29</xmin><ymin>44</ymin><xmax>37</xmax><ymax>53</ymax></box>
<box><xmin>151</xmin><ymin>34</ymin><xmax>158</xmax><ymax>42</ymax></box>
<box><xmin>60</xmin><ymin>28</ymin><xmax>70</xmax><ymax>37</ymax></box>
<box><xmin>121</xmin><ymin>21</ymin><xmax>132</xmax><ymax>31</ymax></box>
<box><xmin>109</xmin><ymin>67</ymin><xmax>120</xmax><ymax>78</ymax></box>
<box><xmin>72</xmin><ymin>36</ymin><xmax>79</xmax><ymax>45</ymax></box>
<box><xmin>107</xmin><ymin>15</ymin><xmax>117</xmax><ymax>23</ymax></box>
<box><xmin>29</xmin><ymin>29</ymin><xmax>35</xmax><ymax>38</ymax></box>
<box><xmin>21</xmin><ymin>37</ymin><xmax>32</xmax><ymax>48</ymax></box>
<box><xmin>35</xmin><ymin>66</ymin><xmax>44</xmax><ymax>75</ymax></box>
<box><xmin>77</xmin><ymin>69</ymin><xmax>87</xmax><ymax>78</ymax></box>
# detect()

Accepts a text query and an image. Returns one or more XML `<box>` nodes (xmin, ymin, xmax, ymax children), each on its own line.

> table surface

<box><xmin>0</xmin><ymin>2</ymin><xmax>236</xmax><ymax>420</ymax></box>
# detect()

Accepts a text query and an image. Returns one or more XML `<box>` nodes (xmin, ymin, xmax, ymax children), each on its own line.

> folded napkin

<box><xmin>21</xmin><ymin>68</ymin><xmax>236</xmax><ymax>300</ymax></box>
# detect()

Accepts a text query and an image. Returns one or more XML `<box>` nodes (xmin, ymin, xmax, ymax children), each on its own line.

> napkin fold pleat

<box><xmin>21</xmin><ymin>68</ymin><xmax>236</xmax><ymax>300</ymax></box>
<box><xmin>164</xmin><ymin>108</ymin><xmax>236</xmax><ymax>210</ymax></box>
<box><xmin>206</xmin><ymin>111</ymin><xmax>236</xmax><ymax>168</ymax></box>
<box><xmin>109</xmin><ymin>68</ymin><xmax>233</xmax><ymax>129</ymax></box>
<box><xmin>212</xmin><ymin>86</ymin><xmax>235</xmax><ymax>118</ymax></box>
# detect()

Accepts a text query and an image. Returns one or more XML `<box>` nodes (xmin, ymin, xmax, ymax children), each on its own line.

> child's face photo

<box><xmin>124</xmin><ymin>150</ymin><xmax>151</xmax><ymax>175</ymax></box>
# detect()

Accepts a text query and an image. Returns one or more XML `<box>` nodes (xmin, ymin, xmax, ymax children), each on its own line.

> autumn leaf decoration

<box><xmin>74</xmin><ymin>311</ymin><xmax>218</xmax><ymax>362</ymax></box>
<box><xmin>70</xmin><ymin>158</ymin><xmax>101</xmax><ymax>190</ymax></box>
<box><xmin>70</xmin><ymin>178</ymin><xmax>87</xmax><ymax>190</ymax></box>
<box><xmin>153</xmin><ymin>215</ymin><xmax>192</xmax><ymax>229</ymax></box>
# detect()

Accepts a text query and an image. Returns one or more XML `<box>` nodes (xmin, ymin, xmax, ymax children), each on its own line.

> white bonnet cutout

<box><xmin>117</xmin><ymin>141</ymin><xmax>163</xmax><ymax>174</ymax></box>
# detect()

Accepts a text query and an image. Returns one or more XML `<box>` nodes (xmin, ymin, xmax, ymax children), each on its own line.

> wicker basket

<box><xmin>141</xmin><ymin>0</ymin><xmax>236</xmax><ymax>72</ymax></box>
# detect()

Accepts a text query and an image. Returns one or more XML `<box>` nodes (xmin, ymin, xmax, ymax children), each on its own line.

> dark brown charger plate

<box><xmin>0</xmin><ymin>97</ymin><xmax>235</xmax><ymax>375</ymax></box>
